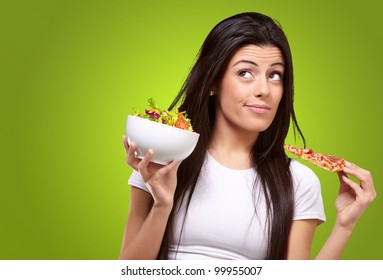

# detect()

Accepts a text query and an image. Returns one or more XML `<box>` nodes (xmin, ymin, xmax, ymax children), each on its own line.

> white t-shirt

<box><xmin>128</xmin><ymin>153</ymin><xmax>326</xmax><ymax>259</ymax></box>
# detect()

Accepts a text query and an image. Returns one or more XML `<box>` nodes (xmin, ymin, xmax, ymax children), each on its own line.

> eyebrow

<box><xmin>233</xmin><ymin>59</ymin><xmax>285</xmax><ymax>67</ymax></box>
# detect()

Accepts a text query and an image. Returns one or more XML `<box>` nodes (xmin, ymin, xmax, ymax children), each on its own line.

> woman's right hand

<box><xmin>123</xmin><ymin>135</ymin><xmax>181</xmax><ymax>209</ymax></box>
<box><xmin>335</xmin><ymin>161</ymin><xmax>376</xmax><ymax>230</ymax></box>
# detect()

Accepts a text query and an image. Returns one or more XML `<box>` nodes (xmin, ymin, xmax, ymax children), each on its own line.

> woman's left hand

<box><xmin>335</xmin><ymin>161</ymin><xmax>377</xmax><ymax>230</ymax></box>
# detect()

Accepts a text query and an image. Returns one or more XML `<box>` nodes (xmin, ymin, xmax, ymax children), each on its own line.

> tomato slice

<box><xmin>174</xmin><ymin>117</ymin><xmax>189</xmax><ymax>130</ymax></box>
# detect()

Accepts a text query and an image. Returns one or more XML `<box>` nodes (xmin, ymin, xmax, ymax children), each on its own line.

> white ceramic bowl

<box><xmin>126</xmin><ymin>115</ymin><xmax>200</xmax><ymax>165</ymax></box>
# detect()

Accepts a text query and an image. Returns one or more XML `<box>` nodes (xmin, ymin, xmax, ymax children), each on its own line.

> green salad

<box><xmin>134</xmin><ymin>98</ymin><xmax>194</xmax><ymax>132</ymax></box>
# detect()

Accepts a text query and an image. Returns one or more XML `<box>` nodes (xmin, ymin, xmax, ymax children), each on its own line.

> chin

<box><xmin>242</xmin><ymin>121</ymin><xmax>273</xmax><ymax>133</ymax></box>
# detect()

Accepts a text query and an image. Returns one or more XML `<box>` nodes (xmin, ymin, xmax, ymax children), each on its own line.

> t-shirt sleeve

<box><xmin>128</xmin><ymin>170</ymin><xmax>150</xmax><ymax>193</ymax></box>
<box><xmin>290</xmin><ymin>159</ymin><xmax>326</xmax><ymax>224</ymax></box>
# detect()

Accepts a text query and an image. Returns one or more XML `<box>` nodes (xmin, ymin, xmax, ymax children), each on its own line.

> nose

<box><xmin>254</xmin><ymin>77</ymin><xmax>270</xmax><ymax>97</ymax></box>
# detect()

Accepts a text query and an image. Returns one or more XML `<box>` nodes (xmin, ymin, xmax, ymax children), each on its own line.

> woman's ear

<box><xmin>210</xmin><ymin>85</ymin><xmax>218</xmax><ymax>96</ymax></box>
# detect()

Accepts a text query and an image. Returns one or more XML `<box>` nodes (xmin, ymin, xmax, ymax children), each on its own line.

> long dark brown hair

<box><xmin>158</xmin><ymin>12</ymin><xmax>305</xmax><ymax>259</ymax></box>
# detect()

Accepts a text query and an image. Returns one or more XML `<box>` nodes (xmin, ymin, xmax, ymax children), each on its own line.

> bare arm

<box><xmin>314</xmin><ymin>222</ymin><xmax>352</xmax><ymax>259</ymax></box>
<box><xmin>287</xmin><ymin>219</ymin><xmax>317</xmax><ymax>259</ymax></box>
<box><xmin>287</xmin><ymin>219</ymin><xmax>353</xmax><ymax>260</ymax></box>
<box><xmin>118</xmin><ymin>187</ymin><xmax>172</xmax><ymax>259</ymax></box>
<box><xmin>119</xmin><ymin>136</ymin><xmax>180</xmax><ymax>259</ymax></box>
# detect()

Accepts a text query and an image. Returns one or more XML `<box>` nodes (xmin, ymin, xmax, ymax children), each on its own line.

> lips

<box><xmin>245</xmin><ymin>104</ymin><xmax>271</xmax><ymax>114</ymax></box>
<box><xmin>246</xmin><ymin>104</ymin><xmax>271</xmax><ymax>110</ymax></box>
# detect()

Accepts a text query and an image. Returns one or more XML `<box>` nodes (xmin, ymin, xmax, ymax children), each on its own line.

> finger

<box><xmin>156</xmin><ymin>160</ymin><xmax>181</xmax><ymax>177</ymax></box>
<box><xmin>137</xmin><ymin>149</ymin><xmax>154</xmax><ymax>181</ymax></box>
<box><xmin>122</xmin><ymin>135</ymin><xmax>129</xmax><ymax>152</ymax></box>
<box><xmin>343</xmin><ymin>161</ymin><xmax>374</xmax><ymax>192</ymax></box>
<box><xmin>126</xmin><ymin>141</ymin><xmax>140</xmax><ymax>169</ymax></box>
<box><xmin>337</xmin><ymin>171</ymin><xmax>350</xmax><ymax>193</ymax></box>
<box><xmin>343</xmin><ymin>161</ymin><xmax>370</xmax><ymax>182</ymax></box>
<box><xmin>337</xmin><ymin>171</ymin><xmax>347</xmax><ymax>180</ymax></box>
<box><xmin>341</xmin><ymin>175</ymin><xmax>363</xmax><ymax>197</ymax></box>
<box><xmin>343</xmin><ymin>174</ymin><xmax>377</xmax><ymax>206</ymax></box>
<box><xmin>147</xmin><ymin>161</ymin><xmax>180</xmax><ymax>186</ymax></box>
<box><xmin>126</xmin><ymin>140</ymin><xmax>136</xmax><ymax>159</ymax></box>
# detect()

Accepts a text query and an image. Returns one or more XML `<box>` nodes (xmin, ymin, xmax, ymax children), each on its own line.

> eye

<box><xmin>269</xmin><ymin>72</ymin><xmax>283</xmax><ymax>81</ymax></box>
<box><xmin>238</xmin><ymin>70</ymin><xmax>253</xmax><ymax>79</ymax></box>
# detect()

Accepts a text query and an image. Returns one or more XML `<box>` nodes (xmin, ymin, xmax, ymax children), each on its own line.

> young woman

<box><xmin>119</xmin><ymin>12</ymin><xmax>376</xmax><ymax>260</ymax></box>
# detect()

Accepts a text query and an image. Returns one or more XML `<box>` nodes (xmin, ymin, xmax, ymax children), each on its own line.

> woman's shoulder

<box><xmin>288</xmin><ymin>160</ymin><xmax>326</xmax><ymax>223</ymax></box>
<box><xmin>289</xmin><ymin>158</ymin><xmax>320</xmax><ymax>186</ymax></box>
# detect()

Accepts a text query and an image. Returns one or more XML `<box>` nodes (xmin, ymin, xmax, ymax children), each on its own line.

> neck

<box><xmin>208</xmin><ymin>120</ymin><xmax>259</xmax><ymax>170</ymax></box>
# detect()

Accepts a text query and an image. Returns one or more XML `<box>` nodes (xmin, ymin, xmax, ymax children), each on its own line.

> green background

<box><xmin>1</xmin><ymin>0</ymin><xmax>382</xmax><ymax>259</ymax></box>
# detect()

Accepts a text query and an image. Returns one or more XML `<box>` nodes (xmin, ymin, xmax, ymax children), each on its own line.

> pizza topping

<box><xmin>284</xmin><ymin>144</ymin><xmax>345</xmax><ymax>172</ymax></box>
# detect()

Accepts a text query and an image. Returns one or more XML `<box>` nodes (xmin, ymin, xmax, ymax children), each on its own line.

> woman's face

<box><xmin>214</xmin><ymin>44</ymin><xmax>285</xmax><ymax>135</ymax></box>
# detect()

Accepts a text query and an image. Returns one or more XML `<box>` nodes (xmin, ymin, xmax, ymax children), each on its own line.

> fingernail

<box><xmin>345</xmin><ymin>161</ymin><xmax>351</xmax><ymax>167</ymax></box>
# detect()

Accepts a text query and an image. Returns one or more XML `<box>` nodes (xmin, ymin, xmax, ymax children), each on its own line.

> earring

<box><xmin>209</xmin><ymin>90</ymin><xmax>214</xmax><ymax>96</ymax></box>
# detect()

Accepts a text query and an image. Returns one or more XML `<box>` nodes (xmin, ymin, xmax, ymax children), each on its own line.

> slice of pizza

<box><xmin>284</xmin><ymin>144</ymin><xmax>345</xmax><ymax>172</ymax></box>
